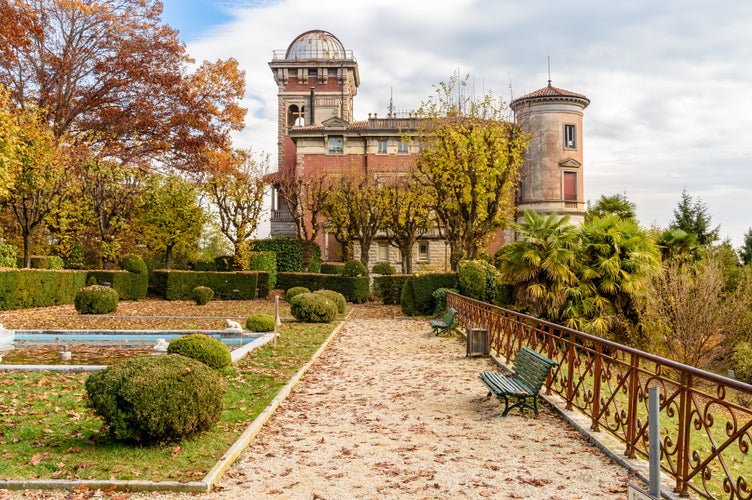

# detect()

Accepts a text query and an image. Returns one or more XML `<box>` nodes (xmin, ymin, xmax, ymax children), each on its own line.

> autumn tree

<box><xmin>0</xmin><ymin>106</ymin><xmax>68</xmax><ymax>267</ymax></box>
<box><xmin>381</xmin><ymin>177</ymin><xmax>433</xmax><ymax>274</ymax></box>
<box><xmin>204</xmin><ymin>149</ymin><xmax>267</xmax><ymax>268</ymax></box>
<box><xmin>135</xmin><ymin>174</ymin><xmax>206</xmax><ymax>269</ymax></box>
<box><xmin>639</xmin><ymin>256</ymin><xmax>752</xmax><ymax>369</ymax></box>
<box><xmin>0</xmin><ymin>89</ymin><xmax>21</xmax><ymax>198</ymax></box>
<box><xmin>75</xmin><ymin>159</ymin><xmax>147</xmax><ymax>268</ymax></box>
<box><xmin>414</xmin><ymin>75</ymin><xmax>528</xmax><ymax>270</ymax></box>
<box><xmin>0</xmin><ymin>0</ymin><xmax>246</xmax><ymax>173</ymax></box>
<box><xmin>276</xmin><ymin>169</ymin><xmax>331</xmax><ymax>270</ymax></box>
<box><xmin>325</xmin><ymin>170</ymin><xmax>388</xmax><ymax>268</ymax></box>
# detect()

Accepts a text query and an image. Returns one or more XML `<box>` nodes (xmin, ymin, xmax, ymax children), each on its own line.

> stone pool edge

<box><xmin>0</xmin><ymin>318</ymin><xmax>347</xmax><ymax>494</ymax></box>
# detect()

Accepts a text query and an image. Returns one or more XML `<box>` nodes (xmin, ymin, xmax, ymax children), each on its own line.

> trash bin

<box><xmin>466</xmin><ymin>327</ymin><xmax>489</xmax><ymax>357</ymax></box>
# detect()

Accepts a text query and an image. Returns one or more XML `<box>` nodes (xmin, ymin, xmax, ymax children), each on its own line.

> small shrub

<box><xmin>400</xmin><ymin>279</ymin><xmax>418</xmax><ymax>316</ymax></box>
<box><xmin>432</xmin><ymin>287</ymin><xmax>458</xmax><ymax>316</ymax></box>
<box><xmin>85</xmin><ymin>354</ymin><xmax>223</xmax><ymax>444</ymax></box>
<box><xmin>118</xmin><ymin>254</ymin><xmax>147</xmax><ymax>274</ymax></box>
<box><xmin>314</xmin><ymin>289</ymin><xmax>346</xmax><ymax>314</ymax></box>
<box><xmin>167</xmin><ymin>333</ymin><xmax>231</xmax><ymax>369</ymax></box>
<box><xmin>0</xmin><ymin>240</ymin><xmax>18</xmax><ymax>268</ymax></box>
<box><xmin>733</xmin><ymin>341</ymin><xmax>752</xmax><ymax>384</ymax></box>
<box><xmin>74</xmin><ymin>285</ymin><xmax>119</xmax><ymax>314</ymax></box>
<box><xmin>342</xmin><ymin>259</ymin><xmax>367</xmax><ymax>277</ymax></box>
<box><xmin>192</xmin><ymin>286</ymin><xmax>214</xmax><ymax>305</ymax></box>
<box><xmin>246</xmin><ymin>313</ymin><xmax>275</xmax><ymax>332</ymax></box>
<box><xmin>289</xmin><ymin>292</ymin><xmax>338</xmax><ymax>323</ymax></box>
<box><xmin>371</xmin><ymin>262</ymin><xmax>396</xmax><ymax>275</ymax></box>
<box><xmin>285</xmin><ymin>286</ymin><xmax>311</xmax><ymax>302</ymax></box>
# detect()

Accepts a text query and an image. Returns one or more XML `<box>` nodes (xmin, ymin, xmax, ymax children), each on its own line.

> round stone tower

<box><xmin>269</xmin><ymin>30</ymin><xmax>360</xmax><ymax>174</ymax></box>
<box><xmin>510</xmin><ymin>82</ymin><xmax>590</xmax><ymax>224</ymax></box>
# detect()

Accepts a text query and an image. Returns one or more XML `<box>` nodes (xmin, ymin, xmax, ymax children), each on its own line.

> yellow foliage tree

<box><xmin>414</xmin><ymin>74</ymin><xmax>529</xmax><ymax>270</ymax></box>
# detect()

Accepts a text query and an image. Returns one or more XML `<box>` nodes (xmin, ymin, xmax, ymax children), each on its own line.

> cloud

<box><xmin>172</xmin><ymin>0</ymin><xmax>752</xmax><ymax>245</ymax></box>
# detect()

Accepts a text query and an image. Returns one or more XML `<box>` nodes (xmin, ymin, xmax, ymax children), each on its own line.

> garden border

<box><xmin>0</xmin><ymin>318</ymin><xmax>347</xmax><ymax>494</ymax></box>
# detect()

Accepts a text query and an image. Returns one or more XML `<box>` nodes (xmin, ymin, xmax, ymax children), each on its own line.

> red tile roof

<box><xmin>511</xmin><ymin>82</ymin><xmax>590</xmax><ymax>108</ymax></box>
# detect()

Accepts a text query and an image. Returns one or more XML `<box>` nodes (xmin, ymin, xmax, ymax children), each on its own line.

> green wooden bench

<box><xmin>430</xmin><ymin>307</ymin><xmax>457</xmax><ymax>336</ymax></box>
<box><xmin>479</xmin><ymin>346</ymin><xmax>558</xmax><ymax>416</ymax></box>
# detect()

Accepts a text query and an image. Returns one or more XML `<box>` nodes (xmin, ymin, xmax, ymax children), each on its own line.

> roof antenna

<box><xmin>388</xmin><ymin>87</ymin><xmax>394</xmax><ymax>117</ymax></box>
<box><xmin>508</xmin><ymin>71</ymin><xmax>514</xmax><ymax>101</ymax></box>
<box><xmin>547</xmin><ymin>56</ymin><xmax>552</xmax><ymax>86</ymax></box>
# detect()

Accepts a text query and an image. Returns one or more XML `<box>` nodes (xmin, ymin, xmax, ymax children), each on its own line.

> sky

<box><xmin>161</xmin><ymin>0</ymin><xmax>752</xmax><ymax>247</ymax></box>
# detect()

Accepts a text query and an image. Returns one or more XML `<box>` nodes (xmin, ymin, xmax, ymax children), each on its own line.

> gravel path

<box><xmin>5</xmin><ymin>306</ymin><xmax>633</xmax><ymax>499</ymax></box>
<box><xmin>184</xmin><ymin>310</ymin><xmax>628</xmax><ymax>498</ymax></box>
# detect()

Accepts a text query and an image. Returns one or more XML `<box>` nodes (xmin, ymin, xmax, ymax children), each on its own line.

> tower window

<box><xmin>309</xmin><ymin>68</ymin><xmax>317</xmax><ymax>78</ymax></box>
<box><xmin>563</xmin><ymin>171</ymin><xmax>577</xmax><ymax>201</ymax></box>
<box><xmin>328</xmin><ymin>136</ymin><xmax>344</xmax><ymax>154</ymax></box>
<box><xmin>397</xmin><ymin>140</ymin><xmax>409</xmax><ymax>154</ymax></box>
<box><xmin>377</xmin><ymin>140</ymin><xmax>388</xmax><ymax>154</ymax></box>
<box><xmin>564</xmin><ymin>124</ymin><xmax>577</xmax><ymax>149</ymax></box>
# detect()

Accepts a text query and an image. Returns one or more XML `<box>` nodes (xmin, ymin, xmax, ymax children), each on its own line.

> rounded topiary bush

<box><xmin>246</xmin><ymin>313</ymin><xmax>275</xmax><ymax>332</ymax></box>
<box><xmin>85</xmin><ymin>354</ymin><xmax>223</xmax><ymax>444</ymax></box>
<box><xmin>119</xmin><ymin>253</ymin><xmax>147</xmax><ymax>275</ymax></box>
<box><xmin>167</xmin><ymin>333</ymin><xmax>231</xmax><ymax>369</ymax></box>
<box><xmin>342</xmin><ymin>259</ymin><xmax>367</xmax><ymax>277</ymax></box>
<box><xmin>192</xmin><ymin>286</ymin><xmax>214</xmax><ymax>305</ymax></box>
<box><xmin>285</xmin><ymin>286</ymin><xmax>311</xmax><ymax>302</ymax></box>
<box><xmin>314</xmin><ymin>289</ymin><xmax>346</xmax><ymax>314</ymax></box>
<box><xmin>371</xmin><ymin>262</ymin><xmax>396</xmax><ymax>275</ymax></box>
<box><xmin>289</xmin><ymin>292</ymin><xmax>338</xmax><ymax>323</ymax></box>
<box><xmin>74</xmin><ymin>285</ymin><xmax>119</xmax><ymax>314</ymax></box>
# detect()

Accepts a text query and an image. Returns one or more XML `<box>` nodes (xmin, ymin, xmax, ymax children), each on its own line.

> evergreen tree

<box><xmin>669</xmin><ymin>189</ymin><xmax>719</xmax><ymax>246</ymax></box>
<box><xmin>739</xmin><ymin>228</ymin><xmax>752</xmax><ymax>266</ymax></box>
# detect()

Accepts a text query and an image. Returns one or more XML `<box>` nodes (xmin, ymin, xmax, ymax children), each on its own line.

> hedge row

<box><xmin>150</xmin><ymin>270</ymin><xmax>268</xmax><ymax>300</ymax></box>
<box><xmin>87</xmin><ymin>271</ymin><xmax>148</xmax><ymax>300</ymax></box>
<box><xmin>252</xmin><ymin>238</ymin><xmax>321</xmax><ymax>273</ymax></box>
<box><xmin>372</xmin><ymin>275</ymin><xmax>411</xmax><ymax>305</ymax></box>
<box><xmin>400</xmin><ymin>272</ymin><xmax>458</xmax><ymax>316</ymax></box>
<box><xmin>0</xmin><ymin>269</ymin><xmax>87</xmax><ymax>310</ymax></box>
<box><xmin>276</xmin><ymin>272</ymin><xmax>369</xmax><ymax>303</ymax></box>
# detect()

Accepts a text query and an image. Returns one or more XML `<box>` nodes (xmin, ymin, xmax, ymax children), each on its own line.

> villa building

<box><xmin>268</xmin><ymin>30</ymin><xmax>589</xmax><ymax>271</ymax></box>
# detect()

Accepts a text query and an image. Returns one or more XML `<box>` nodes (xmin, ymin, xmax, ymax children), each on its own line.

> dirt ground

<box><xmin>3</xmin><ymin>305</ymin><xmax>633</xmax><ymax>499</ymax></box>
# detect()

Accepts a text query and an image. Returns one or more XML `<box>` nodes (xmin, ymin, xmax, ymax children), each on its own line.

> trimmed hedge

<box><xmin>246</xmin><ymin>313</ymin><xmax>275</xmax><ymax>332</ymax></box>
<box><xmin>342</xmin><ymin>259</ymin><xmax>367</xmax><ymax>277</ymax></box>
<box><xmin>320</xmin><ymin>262</ymin><xmax>345</xmax><ymax>275</ymax></box>
<box><xmin>192</xmin><ymin>286</ymin><xmax>214</xmax><ymax>305</ymax></box>
<box><xmin>400</xmin><ymin>272</ymin><xmax>458</xmax><ymax>316</ymax></box>
<box><xmin>289</xmin><ymin>293</ymin><xmax>338</xmax><ymax>323</ymax></box>
<box><xmin>167</xmin><ymin>333</ymin><xmax>231</xmax><ymax>369</ymax></box>
<box><xmin>74</xmin><ymin>285</ymin><xmax>119</xmax><ymax>314</ymax></box>
<box><xmin>314</xmin><ymin>289</ymin><xmax>346</xmax><ymax>314</ymax></box>
<box><xmin>119</xmin><ymin>254</ymin><xmax>148</xmax><ymax>275</ymax></box>
<box><xmin>373</xmin><ymin>274</ymin><xmax>411</xmax><ymax>305</ymax></box>
<box><xmin>277</xmin><ymin>272</ymin><xmax>369</xmax><ymax>304</ymax></box>
<box><xmin>150</xmin><ymin>270</ymin><xmax>267</xmax><ymax>300</ymax></box>
<box><xmin>0</xmin><ymin>269</ymin><xmax>87</xmax><ymax>310</ymax></box>
<box><xmin>252</xmin><ymin>237</ymin><xmax>321</xmax><ymax>273</ymax></box>
<box><xmin>371</xmin><ymin>262</ymin><xmax>396</xmax><ymax>275</ymax></box>
<box><xmin>249</xmin><ymin>251</ymin><xmax>277</xmax><ymax>289</ymax></box>
<box><xmin>85</xmin><ymin>354</ymin><xmax>223</xmax><ymax>444</ymax></box>
<box><xmin>187</xmin><ymin>260</ymin><xmax>217</xmax><ymax>271</ymax></box>
<box><xmin>87</xmin><ymin>270</ymin><xmax>148</xmax><ymax>300</ymax></box>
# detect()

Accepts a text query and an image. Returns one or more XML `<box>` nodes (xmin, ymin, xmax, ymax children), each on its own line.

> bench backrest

<box><xmin>445</xmin><ymin>307</ymin><xmax>457</xmax><ymax>323</ymax></box>
<box><xmin>512</xmin><ymin>346</ymin><xmax>558</xmax><ymax>393</ymax></box>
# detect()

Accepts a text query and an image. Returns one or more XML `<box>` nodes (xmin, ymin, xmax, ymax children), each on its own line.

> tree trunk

<box><xmin>165</xmin><ymin>245</ymin><xmax>174</xmax><ymax>270</ymax></box>
<box><xmin>359</xmin><ymin>242</ymin><xmax>370</xmax><ymax>268</ymax></box>
<box><xmin>23</xmin><ymin>230</ymin><xmax>31</xmax><ymax>268</ymax></box>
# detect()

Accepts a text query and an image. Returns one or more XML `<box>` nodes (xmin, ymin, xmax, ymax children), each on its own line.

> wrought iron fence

<box><xmin>447</xmin><ymin>292</ymin><xmax>752</xmax><ymax>499</ymax></box>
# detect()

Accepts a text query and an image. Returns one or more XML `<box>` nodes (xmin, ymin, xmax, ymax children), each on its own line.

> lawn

<box><xmin>0</xmin><ymin>298</ymin><xmax>338</xmax><ymax>481</ymax></box>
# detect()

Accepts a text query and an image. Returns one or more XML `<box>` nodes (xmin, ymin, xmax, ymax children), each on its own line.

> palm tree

<box><xmin>564</xmin><ymin>215</ymin><xmax>660</xmax><ymax>344</ymax></box>
<box><xmin>497</xmin><ymin>211</ymin><xmax>579</xmax><ymax>320</ymax></box>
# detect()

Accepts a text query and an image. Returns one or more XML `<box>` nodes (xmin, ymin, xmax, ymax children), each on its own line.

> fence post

<box><xmin>591</xmin><ymin>343</ymin><xmax>602</xmax><ymax>432</ymax></box>
<box><xmin>675</xmin><ymin>372</ymin><xmax>692</xmax><ymax>497</ymax></box>
<box><xmin>625</xmin><ymin>353</ymin><xmax>639</xmax><ymax>458</ymax></box>
<box><xmin>565</xmin><ymin>332</ymin><xmax>575</xmax><ymax>411</ymax></box>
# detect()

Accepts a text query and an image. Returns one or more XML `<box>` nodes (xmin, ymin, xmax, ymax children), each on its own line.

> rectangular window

<box><xmin>328</xmin><ymin>136</ymin><xmax>343</xmax><ymax>154</ymax></box>
<box><xmin>378</xmin><ymin>242</ymin><xmax>389</xmax><ymax>261</ymax></box>
<box><xmin>377</xmin><ymin>140</ymin><xmax>388</xmax><ymax>154</ymax></box>
<box><xmin>564</xmin><ymin>124</ymin><xmax>577</xmax><ymax>149</ymax></box>
<box><xmin>563</xmin><ymin>171</ymin><xmax>577</xmax><ymax>201</ymax></box>
<box><xmin>418</xmin><ymin>241</ymin><xmax>429</xmax><ymax>262</ymax></box>
<box><xmin>271</xmin><ymin>187</ymin><xmax>279</xmax><ymax>211</ymax></box>
<box><xmin>397</xmin><ymin>141</ymin><xmax>409</xmax><ymax>154</ymax></box>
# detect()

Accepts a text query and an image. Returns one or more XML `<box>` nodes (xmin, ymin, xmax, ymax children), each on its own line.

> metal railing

<box><xmin>447</xmin><ymin>292</ymin><xmax>752</xmax><ymax>499</ymax></box>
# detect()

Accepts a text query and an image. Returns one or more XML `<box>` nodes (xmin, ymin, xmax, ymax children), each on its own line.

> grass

<box><xmin>0</xmin><ymin>299</ymin><xmax>337</xmax><ymax>481</ymax></box>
